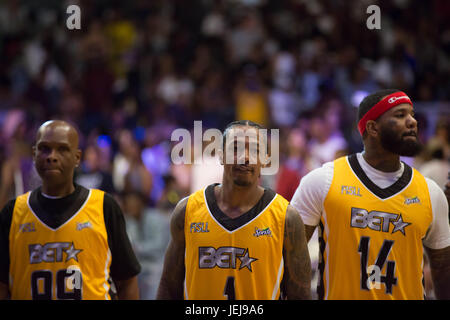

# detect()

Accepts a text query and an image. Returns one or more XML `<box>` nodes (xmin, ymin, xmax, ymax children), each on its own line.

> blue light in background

<box><xmin>133</xmin><ymin>126</ymin><xmax>145</xmax><ymax>143</ymax></box>
<box><xmin>97</xmin><ymin>135</ymin><xmax>112</xmax><ymax>148</ymax></box>
<box><xmin>351</xmin><ymin>90</ymin><xmax>369</xmax><ymax>108</ymax></box>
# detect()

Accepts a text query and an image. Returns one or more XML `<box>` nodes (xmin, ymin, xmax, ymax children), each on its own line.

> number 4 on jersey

<box><xmin>223</xmin><ymin>276</ymin><xmax>236</xmax><ymax>300</ymax></box>
<box><xmin>358</xmin><ymin>237</ymin><xmax>398</xmax><ymax>294</ymax></box>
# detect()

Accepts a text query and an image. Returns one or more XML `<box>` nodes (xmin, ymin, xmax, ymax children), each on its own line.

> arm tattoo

<box><xmin>425</xmin><ymin>246</ymin><xmax>450</xmax><ymax>299</ymax></box>
<box><xmin>281</xmin><ymin>205</ymin><xmax>312</xmax><ymax>300</ymax></box>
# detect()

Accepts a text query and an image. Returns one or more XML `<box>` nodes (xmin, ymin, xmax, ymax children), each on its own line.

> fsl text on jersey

<box><xmin>190</xmin><ymin>222</ymin><xmax>210</xmax><ymax>233</ymax></box>
<box><xmin>341</xmin><ymin>185</ymin><xmax>362</xmax><ymax>197</ymax></box>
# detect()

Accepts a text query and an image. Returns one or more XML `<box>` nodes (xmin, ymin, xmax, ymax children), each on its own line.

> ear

<box><xmin>365</xmin><ymin>120</ymin><xmax>379</xmax><ymax>138</ymax></box>
<box><xmin>32</xmin><ymin>145</ymin><xmax>37</xmax><ymax>162</ymax></box>
<box><xmin>75</xmin><ymin>149</ymin><xmax>82</xmax><ymax>168</ymax></box>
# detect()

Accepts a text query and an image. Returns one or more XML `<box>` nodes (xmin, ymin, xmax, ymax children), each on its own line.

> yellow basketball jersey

<box><xmin>9</xmin><ymin>189</ymin><xmax>112</xmax><ymax>300</ymax></box>
<box><xmin>319</xmin><ymin>155</ymin><xmax>432</xmax><ymax>300</ymax></box>
<box><xmin>184</xmin><ymin>184</ymin><xmax>288</xmax><ymax>300</ymax></box>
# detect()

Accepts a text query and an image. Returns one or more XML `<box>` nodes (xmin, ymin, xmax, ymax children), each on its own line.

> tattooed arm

<box><xmin>423</xmin><ymin>179</ymin><xmax>450</xmax><ymax>299</ymax></box>
<box><xmin>156</xmin><ymin>197</ymin><xmax>187</xmax><ymax>300</ymax></box>
<box><xmin>281</xmin><ymin>205</ymin><xmax>312</xmax><ymax>300</ymax></box>
<box><xmin>424</xmin><ymin>246</ymin><xmax>450</xmax><ymax>299</ymax></box>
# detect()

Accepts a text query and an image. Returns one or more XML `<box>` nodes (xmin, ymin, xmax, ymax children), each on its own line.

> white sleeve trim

<box><xmin>422</xmin><ymin>177</ymin><xmax>450</xmax><ymax>249</ymax></box>
<box><xmin>290</xmin><ymin>161</ymin><xmax>334</xmax><ymax>226</ymax></box>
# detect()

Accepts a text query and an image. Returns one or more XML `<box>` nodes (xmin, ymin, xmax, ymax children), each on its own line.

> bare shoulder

<box><xmin>170</xmin><ymin>196</ymin><xmax>189</xmax><ymax>241</ymax></box>
<box><xmin>284</xmin><ymin>205</ymin><xmax>307</xmax><ymax>248</ymax></box>
<box><xmin>281</xmin><ymin>205</ymin><xmax>311</xmax><ymax>299</ymax></box>
<box><xmin>424</xmin><ymin>245</ymin><xmax>450</xmax><ymax>267</ymax></box>
<box><xmin>285</xmin><ymin>205</ymin><xmax>305</xmax><ymax>232</ymax></box>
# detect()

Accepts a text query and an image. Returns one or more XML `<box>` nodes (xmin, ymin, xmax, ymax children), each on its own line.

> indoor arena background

<box><xmin>0</xmin><ymin>0</ymin><xmax>449</xmax><ymax>299</ymax></box>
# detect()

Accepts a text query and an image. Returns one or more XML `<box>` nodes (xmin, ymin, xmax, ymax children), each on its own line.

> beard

<box><xmin>233</xmin><ymin>178</ymin><xmax>252</xmax><ymax>187</ymax></box>
<box><xmin>379</xmin><ymin>125</ymin><xmax>422</xmax><ymax>157</ymax></box>
<box><xmin>231</xmin><ymin>165</ymin><xmax>255</xmax><ymax>187</ymax></box>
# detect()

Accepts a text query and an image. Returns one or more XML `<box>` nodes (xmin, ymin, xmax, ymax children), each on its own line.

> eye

<box><xmin>38</xmin><ymin>145</ymin><xmax>50</xmax><ymax>153</ymax></box>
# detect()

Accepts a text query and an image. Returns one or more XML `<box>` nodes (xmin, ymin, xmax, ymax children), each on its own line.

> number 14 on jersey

<box><xmin>358</xmin><ymin>236</ymin><xmax>398</xmax><ymax>294</ymax></box>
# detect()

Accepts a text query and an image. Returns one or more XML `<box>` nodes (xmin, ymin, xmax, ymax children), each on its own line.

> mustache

<box><xmin>403</xmin><ymin>131</ymin><xmax>417</xmax><ymax>137</ymax></box>
<box><xmin>233</xmin><ymin>164</ymin><xmax>254</xmax><ymax>172</ymax></box>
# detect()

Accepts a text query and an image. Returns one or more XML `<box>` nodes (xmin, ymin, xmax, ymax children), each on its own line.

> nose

<box><xmin>406</xmin><ymin>113</ymin><xmax>417</xmax><ymax>129</ymax></box>
<box><xmin>46</xmin><ymin>149</ymin><xmax>58</xmax><ymax>163</ymax></box>
<box><xmin>235</xmin><ymin>148</ymin><xmax>250</xmax><ymax>165</ymax></box>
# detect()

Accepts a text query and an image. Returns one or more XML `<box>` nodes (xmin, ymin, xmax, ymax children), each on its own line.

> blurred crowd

<box><xmin>0</xmin><ymin>0</ymin><xmax>449</xmax><ymax>299</ymax></box>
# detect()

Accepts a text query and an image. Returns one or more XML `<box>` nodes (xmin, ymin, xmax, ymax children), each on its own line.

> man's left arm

<box><xmin>115</xmin><ymin>276</ymin><xmax>140</xmax><ymax>300</ymax></box>
<box><xmin>104</xmin><ymin>193</ymin><xmax>141</xmax><ymax>299</ymax></box>
<box><xmin>424</xmin><ymin>246</ymin><xmax>450</xmax><ymax>299</ymax></box>
<box><xmin>423</xmin><ymin>178</ymin><xmax>450</xmax><ymax>299</ymax></box>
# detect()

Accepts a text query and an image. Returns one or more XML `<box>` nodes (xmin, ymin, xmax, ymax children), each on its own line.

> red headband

<box><xmin>358</xmin><ymin>91</ymin><xmax>413</xmax><ymax>135</ymax></box>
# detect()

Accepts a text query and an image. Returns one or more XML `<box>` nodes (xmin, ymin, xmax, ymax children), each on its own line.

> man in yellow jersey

<box><xmin>0</xmin><ymin>120</ymin><xmax>141</xmax><ymax>300</ymax></box>
<box><xmin>291</xmin><ymin>89</ymin><xmax>450</xmax><ymax>300</ymax></box>
<box><xmin>157</xmin><ymin>120</ymin><xmax>311</xmax><ymax>300</ymax></box>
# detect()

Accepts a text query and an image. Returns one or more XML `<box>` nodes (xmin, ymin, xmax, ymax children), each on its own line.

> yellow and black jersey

<box><xmin>319</xmin><ymin>154</ymin><xmax>432</xmax><ymax>300</ymax></box>
<box><xmin>184</xmin><ymin>183</ymin><xmax>289</xmax><ymax>300</ymax></box>
<box><xmin>0</xmin><ymin>184</ymin><xmax>141</xmax><ymax>300</ymax></box>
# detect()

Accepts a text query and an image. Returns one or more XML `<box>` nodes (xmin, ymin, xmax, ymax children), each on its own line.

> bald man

<box><xmin>0</xmin><ymin>120</ymin><xmax>141</xmax><ymax>300</ymax></box>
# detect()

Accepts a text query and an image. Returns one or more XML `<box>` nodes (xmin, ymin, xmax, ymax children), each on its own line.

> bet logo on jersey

<box><xmin>350</xmin><ymin>207</ymin><xmax>411</xmax><ymax>235</ymax></box>
<box><xmin>198</xmin><ymin>246</ymin><xmax>258</xmax><ymax>271</ymax></box>
<box><xmin>29</xmin><ymin>242</ymin><xmax>83</xmax><ymax>264</ymax></box>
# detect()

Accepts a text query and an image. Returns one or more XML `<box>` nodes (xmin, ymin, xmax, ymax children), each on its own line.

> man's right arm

<box><xmin>156</xmin><ymin>197</ymin><xmax>188</xmax><ymax>300</ymax></box>
<box><xmin>290</xmin><ymin>164</ymin><xmax>333</xmax><ymax>242</ymax></box>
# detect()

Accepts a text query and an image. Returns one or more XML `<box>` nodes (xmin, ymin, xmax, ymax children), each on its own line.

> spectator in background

<box><xmin>124</xmin><ymin>139</ymin><xmax>153</xmax><ymax>203</ymax></box>
<box><xmin>157</xmin><ymin>174</ymin><xmax>186</xmax><ymax>211</ymax></box>
<box><xmin>308</xmin><ymin>114</ymin><xmax>348</xmax><ymax>169</ymax></box>
<box><xmin>0</xmin><ymin>139</ymin><xmax>40</xmax><ymax>209</ymax></box>
<box><xmin>122</xmin><ymin>190</ymin><xmax>170</xmax><ymax>300</ymax></box>
<box><xmin>268</xmin><ymin>74</ymin><xmax>302</xmax><ymax>129</ymax></box>
<box><xmin>190</xmin><ymin>139</ymin><xmax>223</xmax><ymax>193</ymax></box>
<box><xmin>141</xmin><ymin>129</ymin><xmax>171</xmax><ymax>205</ymax></box>
<box><xmin>80</xmin><ymin>20</ymin><xmax>115</xmax><ymax>133</ymax></box>
<box><xmin>195</xmin><ymin>68</ymin><xmax>234</xmax><ymax>129</ymax></box>
<box><xmin>112</xmin><ymin>129</ymin><xmax>136</xmax><ymax>193</ymax></box>
<box><xmin>275</xmin><ymin>127</ymin><xmax>311</xmax><ymax>201</ymax></box>
<box><xmin>0</xmin><ymin>110</ymin><xmax>40</xmax><ymax>208</ymax></box>
<box><xmin>234</xmin><ymin>64</ymin><xmax>269</xmax><ymax>127</ymax></box>
<box><xmin>75</xmin><ymin>144</ymin><xmax>115</xmax><ymax>194</ymax></box>
<box><xmin>420</xmin><ymin>146</ymin><xmax>449</xmax><ymax>191</ymax></box>
<box><xmin>226</xmin><ymin>9</ymin><xmax>265</xmax><ymax>66</ymax></box>
<box><xmin>427</xmin><ymin>118</ymin><xmax>450</xmax><ymax>161</ymax></box>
